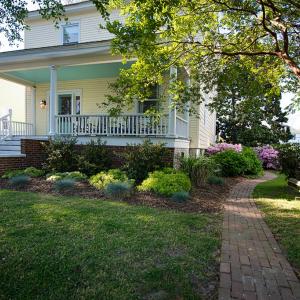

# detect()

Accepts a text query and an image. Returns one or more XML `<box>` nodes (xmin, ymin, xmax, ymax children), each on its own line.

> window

<box><xmin>62</xmin><ymin>23</ymin><xmax>79</xmax><ymax>45</ymax></box>
<box><xmin>138</xmin><ymin>84</ymin><xmax>159</xmax><ymax>113</ymax></box>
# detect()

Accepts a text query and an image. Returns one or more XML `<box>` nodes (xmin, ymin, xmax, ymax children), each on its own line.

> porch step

<box><xmin>0</xmin><ymin>137</ymin><xmax>23</xmax><ymax>157</ymax></box>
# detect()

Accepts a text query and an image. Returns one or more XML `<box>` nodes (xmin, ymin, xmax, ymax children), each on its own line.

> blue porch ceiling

<box><xmin>5</xmin><ymin>62</ymin><xmax>132</xmax><ymax>84</ymax></box>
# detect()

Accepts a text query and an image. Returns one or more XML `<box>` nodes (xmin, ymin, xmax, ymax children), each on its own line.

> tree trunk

<box><xmin>278</xmin><ymin>53</ymin><xmax>300</xmax><ymax>80</ymax></box>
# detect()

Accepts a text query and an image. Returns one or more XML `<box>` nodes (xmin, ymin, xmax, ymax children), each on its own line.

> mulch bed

<box><xmin>0</xmin><ymin>177</ymin><xmax>244</xmax><ymax>213</ymax></box>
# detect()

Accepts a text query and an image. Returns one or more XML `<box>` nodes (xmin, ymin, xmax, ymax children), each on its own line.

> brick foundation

<box><xmin>0</xmin><ymin>139</ymin><xmax>176</xmax><ymax>175</ymax></box>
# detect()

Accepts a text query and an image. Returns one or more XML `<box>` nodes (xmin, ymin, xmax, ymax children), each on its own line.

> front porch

<box><xmin>0</xmin><ymin>41</ymin><xmax>190</xmax><ymax>144</ymax></box>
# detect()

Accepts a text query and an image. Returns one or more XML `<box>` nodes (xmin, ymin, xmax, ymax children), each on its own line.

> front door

<box><xmin>57</xmin><ymin>93</ymin><xmax>73</xmax><ymax>134</ymax></box>
<box><xmin>58</xmin><ymin>94</ymin><xmax>73</xmax><ymax>115</ymax></box>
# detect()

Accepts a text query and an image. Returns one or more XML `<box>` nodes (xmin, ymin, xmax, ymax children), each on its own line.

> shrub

<box><xmin>241</xmin><ymin>147</ymin><xmax>263</xmax><ymax>175</ymax></box>
<box><xmin>254</xmin><ymin>145</ymin><xmax>279</xmax><ymax>169</ymax></box>
<box><xmin>89</xmin><ymin>169</ymin><xmax>133</xmax><ymax>190</ymax></box>
<box><xmin>138</xmin><ymin>171</ymin><xmax>191</xmax><ymax>196</ymax></box>
<box><xmin>179</xmin><ymin>156</ymin><xmax>217</xmax><ymax>186</ymax></box>
<box><xmin>207</xmin><ymin>176</ymin><xmax>224</xmax><ymax>185</ymax></box>
<box><xmin>123</xmin><ymin>140</ymin><xmax>171</xmax><ymax>183</ymax></box>
<box><xmin>9</xmin><ymin>175</ymin><xmax>30</xmax><ymax>187</ymax></box>
<box><xmin>54</xmin><ymin>179</ymin><xmax>76</xmax><ymax>192</ymax></box>
<box><xmin>47</xmin><ymin>171</ymin><xmax>87</xmax><ymax>182</ymax></box>
<box><xmin>42</xmin><ymin>136</ymin><xmax>78</xmax><ymax>173</ymax></box>
<box><xmin>2</xmin><ymin>167</ymin><xmax>44</xmax><ymax>179</ymax></box>
<box><xmin>171</xmin><ymin>191</ymin><xmax>189</xmax><ymax>203</ymax></box>
<box><xmin>104</xmin><ymin>182</ymin><xmax>132</xmax><ymax>200</ymax></box>
<box><xmin>213</xmin><ymin>150</ymin><xmax>247</xmax><ymax>177</ymax></box>
<box><xmin>206</xmin><ymin>143</ymin><xmax>242</xmax><ymax>155</ymax></box>
<box><xmin>275</xmin><ymin>143</ymin><xmax>300</xmax><ymax>179</ymax></box>
<box><xmin>77</xmin><ymin>139</ymin><xmax>112</xmax><ymax>176</ymax></box>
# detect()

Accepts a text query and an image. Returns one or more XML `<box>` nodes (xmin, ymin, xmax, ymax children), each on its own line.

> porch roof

<box><xmin>0</xmin><ymin>40</ymin><xmax>133</xmax><ymax>86</ymax></box>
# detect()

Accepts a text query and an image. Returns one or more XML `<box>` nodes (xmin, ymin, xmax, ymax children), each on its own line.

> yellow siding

<box><xmin>0</xmin><ymin>79</ymin><xmax>25</xmax><ymax>122</ymax></box>
<box><xmin>25</xmin><ymin>9</ymin><xmax>123</xmax><ymax>49</ymax></box>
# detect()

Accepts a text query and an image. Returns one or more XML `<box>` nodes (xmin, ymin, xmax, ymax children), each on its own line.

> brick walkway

<box><xmin>219</xmin><ymin>172</ymin><xmax>300</xmax><ymax>300</ymax></box>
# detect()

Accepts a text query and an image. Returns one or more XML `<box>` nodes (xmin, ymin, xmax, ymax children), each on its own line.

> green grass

<box><xmin>253</xmin><ymin>174</ymin><xmax>300</xmax><ymax>270</ymax></box>
<box><xmin>0</xmin><ymin>190</ymin><xmax>220</xmax><ymax>299</ymax></box>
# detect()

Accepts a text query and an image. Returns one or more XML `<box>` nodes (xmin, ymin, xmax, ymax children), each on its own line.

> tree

<box><xmin>90</xmin><ymin>0</ymin><xmax>300</xmax><ymax>113</ymax></box>
<box><xmin>211</xmin><ymin>60</ymin><xmax>292</xmax><ymax>146</ymax></box>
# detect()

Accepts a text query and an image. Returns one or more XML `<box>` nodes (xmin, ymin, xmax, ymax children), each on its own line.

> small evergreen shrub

<box><xmin>2</xmin><ymin>167</ymin><xmax>44</xmax><ymax>179</ymax></box>
<box><xmin>54</xmin><ymin>179</ymin><xmax>76</xmax><ymax>192</ymax></box>
<box><xmin>275</xmin><ymin>143</ymin><xmax>300</xmax><ymax>178</ymax></box>
<box><xmin>47</xmin><ymin>171</ymin><xmax>87</xmax><ymax>182</ymax></box>
<box><xmin>171</xmin><ymin>191</ymin><xmax>189</xmax><ymax>203</ymax></box>
<box><xmin>213</xmin><ymin>150</ymin><xmax>247</xmax><ymax>177</ymax></box>
<box><xmin>9</xmin><ymin>175</ymin><xmax>30</xmax><ymax>187</ymax></box>
<box><xmin>123</xmin><ymin>140</ymin><xmax>171</xmax><ymax>183</ymax></box>
<box><xmin>138</xmin><ymin>171</ymin><xmax>191</xmax><ymax>196</ymax></box>
<box><xmin>42</xmin><ymin>136</ymin><xmax>78</xmax><ymax>173</ymax></box>
<box><xmin>179</xmin><ymin>156</ymin><xmax>217</xmax><ymax>186</ymax></box>
<box><xmin>89</xmin><ymin>169</ymin><xmax>133</xmax><ymax>190</ymax></box>
<box><xmin>241</xmin><ymin>147</ymin><xmax>263</xmax><ymax>175</ymax></box>
<box><xmin>207</xmin><ymin>176</ymin><xmax>224</xmax><ymax>185</ymax></box>
<box><xmin>77</xmin><ymin>138</ymin><xmax>112</xmax><ymax>176</ymax></box>
<box><xmin>104</xmin><ymin>182</ymin><xmax>133</xmax><ymax>200</ymax></box>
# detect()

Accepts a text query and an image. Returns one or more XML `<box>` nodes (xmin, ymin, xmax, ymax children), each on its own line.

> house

<box><xmin>0</xmin><ymin>79</ymin><xmax>26</xmax><ymax>122</ymax></box>
<box><xmin>0</xmin><ymin>1</ymin><xmax>216</xmax><ymax>171</ymax></box>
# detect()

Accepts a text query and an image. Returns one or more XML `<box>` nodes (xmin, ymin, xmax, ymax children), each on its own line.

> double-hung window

<box><xmin>62</xmin><ymin>22</ymin><xmax>79</xmax><ymax>45</ymax></box>
<box><xmin>138</xmin><ymin>84</ymin><xmax>159</xmax><ymax>113</ymax></box>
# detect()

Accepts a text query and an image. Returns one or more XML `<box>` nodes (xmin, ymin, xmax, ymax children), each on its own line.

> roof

<box><xmin>27</xmin><ymin>1</ymin><xmax>95</xmax><ymax>20</ymax></box>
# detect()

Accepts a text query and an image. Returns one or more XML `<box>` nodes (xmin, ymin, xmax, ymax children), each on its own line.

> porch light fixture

<box><xmin>40</xmin><ymin>100</ymin><xmax>47</xmax><ymax>109</ymax></box>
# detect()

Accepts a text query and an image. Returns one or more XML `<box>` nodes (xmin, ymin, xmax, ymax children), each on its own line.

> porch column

<box><xmin>49</xmin><ymin>65</ymin><xmax>57</xmax><ymax>135</ymax></box>
<box><xmin>184</xmin><ymin>78</ymin><xmax>191</xmax><ymax>139</ymax></box>
<box><xmin>168</xmin><ymin>66</ymin><xmax>177</xmax><ymax>137</ymax></box>
<box><xmin>31</xmin><ymin>87</ymin><xmax>36</xmax><ymax>135</ymax></box>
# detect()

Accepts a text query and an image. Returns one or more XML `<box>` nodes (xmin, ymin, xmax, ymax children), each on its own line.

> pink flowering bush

<box><xmin>254</xmin><ymin>145</ymin><xmax>279</xmax><ymax>170</ymax></box>
<box><xmin>206</xmin><ymin>143</ymin><xmax>242</xmax><ymax>155</ymax></box>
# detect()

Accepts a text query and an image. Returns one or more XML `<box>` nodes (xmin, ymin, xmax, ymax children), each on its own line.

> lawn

<box><xmin>253</xmin><ymin>174</ymin><xmax>300</xmax><ymax>271</ymax></box>
<box><xmin>0</xmin><ymin>190</ymin><xmax>220</xmax><ymax>299</ymax></box>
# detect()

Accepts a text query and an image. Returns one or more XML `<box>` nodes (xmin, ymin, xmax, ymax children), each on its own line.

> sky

<box><xmin>0</xmin><ymin>1</ymin><xmax>299</xmax><ymax>133</ymax></box>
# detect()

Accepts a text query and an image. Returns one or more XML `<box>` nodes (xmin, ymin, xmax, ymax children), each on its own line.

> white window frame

<box><xmin>137</xmin><ymin>84</ymin><xmax>160</xmax><ymax>114</ymax></box>
<box><xmin>60</xmin><ymin>21</ymin><xmax>80</xmax><ymax>45</ymax></box>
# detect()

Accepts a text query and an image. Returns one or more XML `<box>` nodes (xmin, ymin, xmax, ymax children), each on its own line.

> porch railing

<box><xmin>55</xmin><ymin>114</ymin><xmax>169</xmax><ymax>137</ymax></box>
<box><xmin>176</xmin><ymin>116</ymin><xmax>189</xmax><ymax>138</ymax></box>
<box><xmin>0</xmin><ymin>109</ymin><xmax>33</xmax><ymax>141</ymax></box>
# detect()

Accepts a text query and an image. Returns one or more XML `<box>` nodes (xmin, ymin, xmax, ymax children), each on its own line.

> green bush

<box><xmin>207</xmin><ymin>176</ymin><xmax>224</xmax><ymax>185</ymax></box>
<box><xmin>104</xmin><ymin>182</ymin><xmax>132</xmax><ymax>200</ymax></box>
<box><xmin>171</xmin><ymin>191</ymin><xmax>190</xmax><ymax>203</ymax></box>
<box><xmin>9</xmin><ymin>175</ymin><xmax>30</xmax><ymax>187</ymax></box>
<box><xmin>47</xmin><ymin>171</ymin><xmax>87</xmax><ymax>182</ymax></box>
<box><xmin>42</xmin><ymin>136</ymin><xmax>78</xmax><ymax>173</ymax></box>
<box><xmin>77</xmin><ymin>139</ymin><xmax>112</xmax><ymax>176</ymax></box>
<box><xmin>123</xmin><ymin>140</ymin><xmax>171</xmax><ymax>183</ymax></box>
<box><xmin>2</xmin><ymin>167</ymin><xmax>44</xmax><ymax>179</ymax></box>
<box><xmin>54</xmin><ymin>179</ymin><xmax>76</xmax><ymax>192</ymax></box>
<box><xmin>241</xmin><ymin>147</ymin><xmax>263</xmax><ymax>175</ymax></box>
<box><xmin>138</xmin><ymin>170</ymin><xmax>191</xmax><ymax>196</ymax></box>
<box><xmin>179</xmin><ymin>156</ymin><xmax>217</xmax><ymax>186</ymax></box>
<box><xmin>275</xmin><ymin>143</ymin><xmax>300</xmax><ymax>179</ymax></box>
<box><xmin>213</xmin><ymin>150</ymin><xmax>247</xmax><ymax>177</ymax></box>
<box><xmin>89</xmin><ymin>169</ymin><xmax>133</xmax><ymax>190</ymax></box>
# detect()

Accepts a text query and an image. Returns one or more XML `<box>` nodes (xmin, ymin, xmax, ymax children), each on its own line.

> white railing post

<box><xmin>184</xmin><ymin>77</ymin><xmax>191</xmax><ymax>139</ymax></box>
<box><xmin>8</xmin><ymin>109</ymin><xmax>12</xmax><ymax>137</ymax></box>
<box><xmin>49</xmin><ymin>65</ymin><xmax>57</xmax><ymax>135</ymax></box>
<box><xmin>168</xmin><ymin>66</ymin><xmax>177</xmax><ymax>137</ymax></box>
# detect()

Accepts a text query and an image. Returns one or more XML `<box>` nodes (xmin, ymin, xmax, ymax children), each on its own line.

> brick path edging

<box><xmin>219</xmin><ymin>172</ymin><xmax>300</xmax><ymax>300</ymax></box>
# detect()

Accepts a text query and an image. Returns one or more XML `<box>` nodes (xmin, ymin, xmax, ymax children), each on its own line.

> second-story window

<box><xmin>62</xmin><ymin>23</ymin><xmax>79</xmax><ymax>45</ymax></box>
